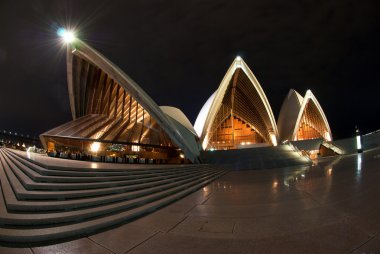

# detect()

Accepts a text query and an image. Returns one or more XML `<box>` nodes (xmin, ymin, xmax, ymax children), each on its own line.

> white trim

<box><xmin>277</xmin><ymin>89</ymin><xmax>303</xmax><ymax>142</ymax></box>
<box><xmin>198</xmin><ymin>57</ymin><xmax>278</xmax><ymax>149</ymax></box>
<box><xmin>291</xmin><ymin>90</ymin><xmax>332</xmax><ymax>141</ymax></box>
<box><xmin>194</xmin><ymin>91</ymin><xmax>216</xmax><ymax>137</ymax></box>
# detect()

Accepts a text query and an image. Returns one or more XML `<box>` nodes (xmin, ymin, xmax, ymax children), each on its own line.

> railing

<box><xmin>322</xmin><ymin>141</ymin><xmax>343</xmax><ymax>155</ymax></box>
<box><xmin>285</xmin><ymin>141</ymin><xmax>312</xmax><ymax>162</ymax></box>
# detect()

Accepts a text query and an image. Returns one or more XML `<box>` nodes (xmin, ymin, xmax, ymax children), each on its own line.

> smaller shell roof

<box><xmin>278</xmin><ymin>89</ymin><xmax>332</xmax><ymax>142</ymax></box>
<box><xmin>160</xmin><ymin>106</ymin><xmax>200</xmax><ymax>157</ymax></box>
<box><xmin>160</xmin><ymin>106</ymin><xmax>197</xmax><ymax>136</ymax></box>
<box><xmin>291</xmin><ymin>90</ymin><xmax>332</xmax><ymax>141</ymax></box>
<box><xmin>277</xmin><ymin>89</ymin><xmax>304</xmax><ymax>142</ymax></box>
<box><xmin>194</xmin><ymin>91</ymin><xmax>216</xmax><ymax>138</ymax></box>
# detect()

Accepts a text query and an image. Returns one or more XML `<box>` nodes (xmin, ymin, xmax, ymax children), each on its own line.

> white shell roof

<box><xmin>194</xmin><ymin>56</ymin><xmax>279</xmax><ymax>149</ymax></box>
<box><xmin>277</xmin><ymin>89</ymin><xmax>332</xmax><ymax>142</ymax></box>
<box><xmin>194</xmin><ymin>91</ymin><xmax>216</xmax><ymax>138</ymax></box>
<box><xmin>160</xmin><ymin>106</ymin><xmax>197</xmax><ymax>136</ymax></box>
<box><xmin>291</xmin><ymin>90</ymin><xmax>332</xmax><ymax>141</ymax></box>
<box><xmin>66</xmin><ymin>40</ymin><xmax>201</xmax><ymax>162</ymax></box>
<box><xmin>277</xmin><ymin>89</ymin><xmax>303</xmax><ymax>142</ymax></box>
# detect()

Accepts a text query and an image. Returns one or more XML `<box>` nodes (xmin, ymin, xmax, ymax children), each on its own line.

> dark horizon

<box><xmin>0</xmin><ymin>0</ymin><xmax>379</xmax><ymax>140</ymax></box>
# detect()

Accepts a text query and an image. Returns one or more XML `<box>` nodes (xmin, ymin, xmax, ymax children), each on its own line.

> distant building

<box><xmin>0</xmin><ymin>130</ymin><xmax>41</xmax><ymax>149</ymax></box>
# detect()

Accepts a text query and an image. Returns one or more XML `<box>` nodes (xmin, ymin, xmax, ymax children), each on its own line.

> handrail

<box><xmin>322</xmin><ymin>141</ymin><xmax>343</xmax><ymax>155</ymax></box>
<box><xmin>285</xmin><ymin>141</ymin><xmax>312</xmax><ymax>162</ymax></box>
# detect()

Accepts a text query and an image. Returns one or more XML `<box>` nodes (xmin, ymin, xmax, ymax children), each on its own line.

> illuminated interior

<box><xmin>41</xmin><ymin>52</ymin><xmax>187</xmax><ymax>163</ymax></box>
<box><xmin>205</xmin><ymin>65</ymin><xmax>276</xmax><ymax>150</ymax></box>
<box><xmin>294</xmin><ymin>96</ymin><xmax>330</xmax><ymax>141</ymax></box>
<box><xmin>209</xmin><ymin>115</ymin><xmax>265</xmax><ymax>150</ymax></box>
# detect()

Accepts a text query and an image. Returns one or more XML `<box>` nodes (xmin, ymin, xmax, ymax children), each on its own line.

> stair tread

<box><xmin>0</xmin><ymin>173</ymin><xmax>226</xmax><ymax>243</ymax></box>
<box><xmin>0</xmin><ymin>171</ymin><xmax>224</xmax><ymax>224</ymax></box>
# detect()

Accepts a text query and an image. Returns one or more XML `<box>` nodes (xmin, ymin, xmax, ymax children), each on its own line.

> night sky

<box><xmin>0</xmin><ymin>0</ymin><xmax>379</xmax><ymax>139</ymax></box>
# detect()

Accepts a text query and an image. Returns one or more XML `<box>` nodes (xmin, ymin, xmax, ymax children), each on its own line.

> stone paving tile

<box><xmin>169</xmin><ymin>216</ymin><xmax>236</xmax><ymax>239</ymax></box>
<box><xmin>128</xmin><ymin>221</ymin><xmax>369</xmax><ymax>254</ymax></box>
<box><xmin>233</xmin><ymin>206</ymin><xmax>349</xmax><ymax>239</ymax></box>
<box><xmin>199</xmin><ymin>219</ymin><xmax>235</xmax><ymax>233</ymax></box>
<box><xmin>89</xmin><ymin>224</ymin><xmax>158</xmax><ymax>254</ymax></box>
<box><xmin>248</xmin><ymin>221</ymin><xmax>369</xmax><ymax>254</ymax></box>
<box><xmin>204</xmin><ymin>189</ymin><xmax>309</xmax><ymax>206</ymax></box>
<box><xmin>0</xmin><ymin>247</ymin><xmax>33</xmax><ymax>254</ymax></box>
<box><xmin>188</xmin><ymin>198</ymin><xmax>320</xmax><ymax>218</ymax></box>
<box><xmin>32</xmin><ymin>238</ymin><xmax>113</xmax><ymax>254</ymax></box>
<box><xmin>129</xmin><ymin>207</ymin><xmax>187</xmax><ymax>233</ymax></box>
<box><xmin>127</xmin><ymin>233</ymin><xmax>256</xmax><ymax>254</ymax></box>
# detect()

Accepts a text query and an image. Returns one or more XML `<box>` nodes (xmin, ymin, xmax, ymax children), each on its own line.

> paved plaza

<box><xmin>1</xmin><ymin>148</ymin><xmax>380</xmax><ymax>253</ymax></box>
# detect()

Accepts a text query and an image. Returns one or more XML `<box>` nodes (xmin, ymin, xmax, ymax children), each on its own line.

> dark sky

<box><xmin>0</xmin><ymin>0</ymin><xmax>379</xmax><ymax>139</ymax></box>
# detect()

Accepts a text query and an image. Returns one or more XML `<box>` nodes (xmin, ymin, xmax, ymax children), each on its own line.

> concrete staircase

<box><xmin>0</xmin><ymin>148</ymin><xmax>227</xmax><ymax>244</ymax></box>
<box><xmin>201</xmin><ymin>144</ymin><xmax>311</xmax><ymax>170</ymax></box>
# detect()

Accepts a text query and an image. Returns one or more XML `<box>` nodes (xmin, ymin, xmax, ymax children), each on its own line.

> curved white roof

<box><xmin>160</xmin><ymin>106</ymin><xmax>197</xmax><ymax>136</ymax></box>
<box><xmin>291</xmin><ymin>90</ymin><xmax>332</xmax><ymax>141</ymax></box>
<box><xmin>277</xmin><ymin>89</ymin><xmax>303</xmax><ymax>142</ymax></box>
<box><xmin>195</xmin><ymin>56</ymin><xmax>278</xmax><ymax>149</ymax></box>
<box><xmin>66</xmin><ymin>40</ymin><xmax>200</xmax><ymax>162</ymax></box>
<box><xmin>194</xmin><ymin>91</ymin><xmax>216</xmax><ymax>137</ymax></box>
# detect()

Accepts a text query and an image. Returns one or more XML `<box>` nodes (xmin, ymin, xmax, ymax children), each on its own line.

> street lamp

<box><xmin>57</xmin><ymin>28</ymin><xmax>76</xmax><ymax>43</ymax></box>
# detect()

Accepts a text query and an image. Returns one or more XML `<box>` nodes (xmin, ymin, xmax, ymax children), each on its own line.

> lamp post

<box><xmin>355</xmin><ymin>126</ymin><xmax>363</xmax><ymax>153</ymax></box>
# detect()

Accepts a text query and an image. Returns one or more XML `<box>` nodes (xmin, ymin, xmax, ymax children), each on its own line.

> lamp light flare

<box><xmin>90</xmin><ymin>142</ymin><xmax>100</xmax><ymax>153</ymax></box>
<box><xmin>57</xmin><ymin>28</ymin><xmax>75</xmax><ymax>43</ymax></box>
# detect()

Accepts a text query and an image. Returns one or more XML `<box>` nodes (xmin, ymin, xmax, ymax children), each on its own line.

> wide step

<box><xmin>0</xmin><ymin>148</ymin><xmax>228</xmax><ymax>244</ymax></box>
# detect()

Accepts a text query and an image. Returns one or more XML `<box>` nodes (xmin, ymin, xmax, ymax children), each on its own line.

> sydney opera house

<box><xmin>40</xmin><ymin>39</ymin><xmax>332</xmax><ymax>163</ymax></box>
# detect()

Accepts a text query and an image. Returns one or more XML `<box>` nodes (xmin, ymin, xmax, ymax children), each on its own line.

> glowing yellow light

<box><xmin>90</xmin><ymin>142</ymin><xmax>101</xmax><ymax>153</ymax></box>
<box><xmin>270</xmin><ymin>133</ymin><xmax>277</xmax><ymax>146</ymax></box>
<box><xmin>179</xmin><ymin>154</ymin><xmax>185</xmax><ymax>159</ymax></box>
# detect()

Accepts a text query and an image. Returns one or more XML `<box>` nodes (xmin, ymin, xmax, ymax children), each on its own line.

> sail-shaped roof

<box><xmin>277</xmin><ymin>89</ymin><xmax>303</xmax><ymax>142</ymax></box>
<box><xmin>292</xmin><ymin>90</ymin><xmax>332</xmax><ymax>141</ymax></box>
<box><xmin>41</xmin><ymin>40</ymin><xmax>200</xmax><ymax>162</ymax></box>
<box><xmin>194</xmin><ymin>57</ymin><xmax>278</xmax><ymax>150</ymax></box>
<box><xmin>278</xmin><ymin>89</ymin><xmax>332</xmax><ymax>142</ymax></box>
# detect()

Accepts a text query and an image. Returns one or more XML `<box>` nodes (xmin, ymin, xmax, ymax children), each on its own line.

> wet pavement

<box><xmin>1</xmin><ymin>148</ymin><xmax>380</xmax><ymax>253</ymax></box>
